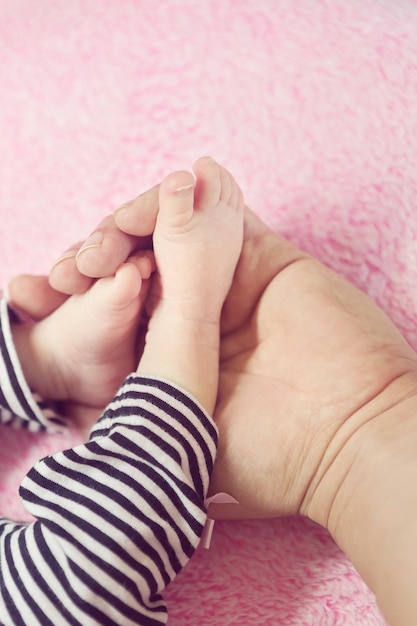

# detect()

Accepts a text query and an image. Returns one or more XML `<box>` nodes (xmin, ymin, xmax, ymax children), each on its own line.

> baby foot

<box><xmin>150</xmin><ymin>156</ymin><xmax>245</xmax><ymax>324</ymax></box>
<box><xmin>138</xmin><ymin>157</ymin><xmax>244</xmax><ymax>413</ymax></box>
<box><xmin>14</xmin><ymin>255</ymin><xmax>153</xmax><ymax>410</ymax></box>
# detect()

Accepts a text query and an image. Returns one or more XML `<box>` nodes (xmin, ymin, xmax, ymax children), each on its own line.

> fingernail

<box><xmin>113</xmin><ymin>199</ymin><xmax>134</xmax><ymax>215</ymax></box>
<box><xmin>174</xmin><ymin>183</ymin><xmax>194</xmax><ymax>197</ymax></box>
<box><xmin>50</xmin><ymin>250</ymin><xmax>78</xmax><ymax>272</ymax></box>
<box><xmin>75</xmin><ymin>231</ymin><xmax>103</xmax><ymax>259</ymax></box>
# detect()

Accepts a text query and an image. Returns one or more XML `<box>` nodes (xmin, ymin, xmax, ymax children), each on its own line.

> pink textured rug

<box><xmin>2</xmin><ymin>1</ymin><xmax>417</xmax><ymax>623</ymax></box>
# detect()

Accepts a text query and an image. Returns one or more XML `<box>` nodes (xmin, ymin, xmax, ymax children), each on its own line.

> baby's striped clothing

<box><xmin>0</xmin><ymin>297</ymin><xmax>217</xmax><ymax>625</ymax></box>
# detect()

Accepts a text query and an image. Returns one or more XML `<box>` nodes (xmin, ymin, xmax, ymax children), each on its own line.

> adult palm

<box><xmin>209</xmin><ymin>207</ymin><xmax>417</xmax><ymax>521</ymax></box>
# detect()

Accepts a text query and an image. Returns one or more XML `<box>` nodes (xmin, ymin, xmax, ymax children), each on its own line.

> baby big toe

<box><xmin>158</xmin><ymin>170</ymin><xmax>195</xmax><ymax>230</ymax></box>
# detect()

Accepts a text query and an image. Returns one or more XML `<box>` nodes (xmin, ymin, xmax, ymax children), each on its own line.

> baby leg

<box><xmin>138</xmin><ymin>157</ymin><xmax>244</xmax><ymax>414</ymax></box>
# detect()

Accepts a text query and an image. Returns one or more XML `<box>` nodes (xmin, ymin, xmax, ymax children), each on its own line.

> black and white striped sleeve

<box><xmin>0</xmin><ymin>296</ymin><xmax>67</xmax><ymax>432</ymax></box>
<box><xmin>0</xmin><ymin>374</ymin><xmax>218</xmax><ymax>626</ymax></box>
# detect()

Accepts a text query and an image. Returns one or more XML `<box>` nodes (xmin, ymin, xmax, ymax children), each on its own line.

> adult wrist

<box><xmin>305</xmin><ymin>388</ymin><xmax>417</xmax><ymax>625</ymax></box>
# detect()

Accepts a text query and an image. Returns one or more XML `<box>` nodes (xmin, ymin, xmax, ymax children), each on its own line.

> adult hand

<box><xmin>9</xmin><ymin>160</ymin><xmax>417</xmax><ymax>528</ymax></box>
<box><xmin>108</xmin><ymin>178</ymin><xmax>417</xmax><ymax>526</ymax></box>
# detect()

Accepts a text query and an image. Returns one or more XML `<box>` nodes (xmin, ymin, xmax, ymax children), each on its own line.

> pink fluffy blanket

<box><xmin>1</xmin><ymin>1</ymin><xmax>417</xmax><ymax>623</ymax></box>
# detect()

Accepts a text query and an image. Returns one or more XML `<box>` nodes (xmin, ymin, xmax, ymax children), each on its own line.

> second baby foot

<box><xmin>19</xmin><ymin>256</ymin><xmax>153</xmax><ymax>410</ymax></box>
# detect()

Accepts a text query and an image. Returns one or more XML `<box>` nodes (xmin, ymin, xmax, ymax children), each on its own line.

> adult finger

<box><xmin>49</xmin><ymin>215</ymin><xmax>151</xmax><ymax>294</ymax></box>
<box><xmin>7</xmin><ymin>274</ymin><xmax>69</xmax><ymax>321</ymax></box>
<box><xmin>75</xmin><ymin>214</ymin><xmax>146</xmax><ymax>278</ymax></box>
<box><xmin>49</xmin><ymin>242</ymin><xmax>95</xmax><ymax>295</ymax></box>
<box><xmin>112</xmin><ymin>184</ymin><xmax>160</xmax><ymax>236</ymax></box>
